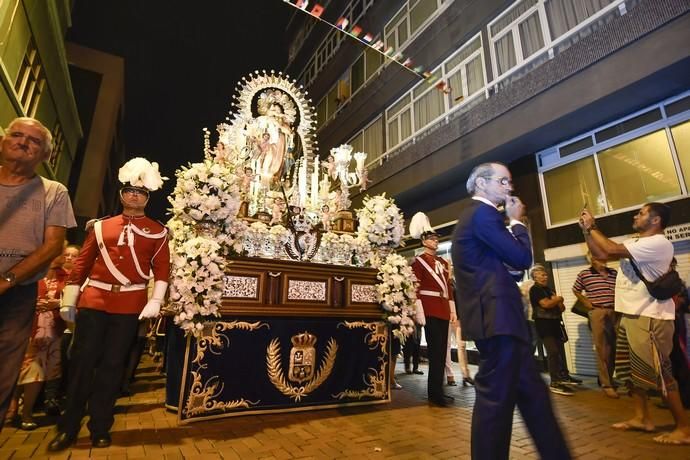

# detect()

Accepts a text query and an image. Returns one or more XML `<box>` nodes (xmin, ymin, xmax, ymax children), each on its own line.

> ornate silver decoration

<box><xmin>223</xmin><ymin>275</ymin><xmax>259</xmax><ymax>298</ymax></box>
<box><xmin>351</xmin><ymin>284</ymin><xmax>377</xmax><ymax>303</ymax></box>
<box><xmin>287</xmin><ymin>280</ymin><xmax>326</xmax><ymax>301</ymax></box>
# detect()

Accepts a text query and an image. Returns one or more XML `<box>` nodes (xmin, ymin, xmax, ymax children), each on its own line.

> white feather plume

<box><xmin>118</xmin><ymin>157</ymin><xmax>168</xmax><ymax>191</ymax></box>
<box><xmin>409</xmin><ymin>212</ymin><xmax>433</xmax><ymax>239</ymax></box>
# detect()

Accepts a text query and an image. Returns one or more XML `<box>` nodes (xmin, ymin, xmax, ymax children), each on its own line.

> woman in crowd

<box><xmin>6</xmin><ymin>245</ymin><xmax>79</xmax><ymax>430</ymax></box>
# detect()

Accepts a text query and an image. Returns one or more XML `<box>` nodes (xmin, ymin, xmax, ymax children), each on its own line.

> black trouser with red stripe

<box><xmin>424</xmin><ymin>316</ymin><xmax>449</xmax><ymax>401</ymax></box>
<box><xmin>58</xmin><ymin>308</ymin><xmax>138</xmax><ymax>438</ymax></box>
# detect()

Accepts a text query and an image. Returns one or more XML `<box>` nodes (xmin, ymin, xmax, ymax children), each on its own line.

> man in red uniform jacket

<box><xmin>49</xmin><ymin>158</ymin><xmax>170</xmax><ymax>451</ymax></box>
<box><xmin>410</xmin><ymin>212</ymin><xmax>456</xmax><ymax>407</ymax></box>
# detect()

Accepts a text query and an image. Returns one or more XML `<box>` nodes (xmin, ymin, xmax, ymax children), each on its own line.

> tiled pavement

<box><xmin>1</xmin><ymin>357</ymin><xmax>689</xmax><ymax>459</ymax></box>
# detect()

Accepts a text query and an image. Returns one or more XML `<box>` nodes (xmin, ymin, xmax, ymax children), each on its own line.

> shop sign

<box><xmin>665</xmin><ymin>223</ymin><xmax>690</xmax><ymax>242</ymax></box>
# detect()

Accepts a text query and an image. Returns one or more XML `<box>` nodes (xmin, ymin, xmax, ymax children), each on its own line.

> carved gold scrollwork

<box><xmin>184</xmin><ymin>320</ymin><xmax>269</xmax><ymax>418</ymax></box>
<box><xmin>193</xmin><ymin>320</ymin><xmax>270</xmax><ymax>365</ymax></box>
<box><xmin>333</xmin><ymin>321</ymin><xmax>389</xmax><ymax>399</ymax></box>
<box><xmin>338</xmin><ymin>321</ymin><xmax>388</xmax><ymax>351</ymax></box>
<box><xmin>266</xmin><ymin>337</ymin><xmax>338</xmax><ymax>402</ymax></box>
<box><xmin>183</xmin><ymin>371</ymin><xmax>255</xmax><ymax>417</ymax></box>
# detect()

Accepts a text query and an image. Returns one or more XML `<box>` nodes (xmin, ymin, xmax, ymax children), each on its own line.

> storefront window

<box><xmin>597</xmin><ymin>129</ymin><xmax>681</xmax><ymax>210</ymax></box>
<box><xmin>543</xmin><ymin>156</ymin><xmax>602</xmax><ymax>224</ymax></box>
<box><xmin>671</xmin><ymin>120</ymin><xmax>690</xmax><ymax>191</ymax></box>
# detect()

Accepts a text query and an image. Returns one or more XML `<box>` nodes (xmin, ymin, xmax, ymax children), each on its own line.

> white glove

<box><xmin>449</xmin><ymin>300</ymin><xmax>457</xmax><ymax>323</ymax></box>
<box><xmin>139</xmin><ymin>280</ymin><xmax>168</xmax><ymax>320</ymax></box>
<box><xmin>414</xmin><ymin>299</ymin><xmax>426</xmax><ymax>326</ymax></box>
<box><xmin>60</xmin><ymin>285</ymin><xmax>80</xmax><ymax>322</ymax></box>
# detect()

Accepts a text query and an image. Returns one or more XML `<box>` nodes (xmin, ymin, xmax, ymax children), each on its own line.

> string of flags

<box><xmin>282</xmin><ymin>0</ymin><xmax>452</xmax><ymax>95</ymax></box>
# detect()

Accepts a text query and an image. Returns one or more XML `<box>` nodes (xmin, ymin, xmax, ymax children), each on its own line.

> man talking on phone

<box><xmin>451</xmin><ymin>162</ymin><xmax>570</xmax><ymax>459</ymax></box>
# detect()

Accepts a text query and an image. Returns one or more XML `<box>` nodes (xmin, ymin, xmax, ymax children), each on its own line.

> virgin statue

<box><xmin>250</xmin><ymin>90</ymin><xmax>299</xmax><ymax>186</ymax></box>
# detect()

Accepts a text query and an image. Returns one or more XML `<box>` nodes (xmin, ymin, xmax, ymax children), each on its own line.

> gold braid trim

<box><xmin>266</xmin><ymin>337</ymin><xmax>338</xmax><ymax>402</ymax></box>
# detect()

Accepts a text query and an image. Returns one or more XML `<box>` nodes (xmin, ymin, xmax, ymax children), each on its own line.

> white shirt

<box><xmin>615</xmin><ymin>234</ymin><xmax>675</xmax><ymax>319</ymax></box>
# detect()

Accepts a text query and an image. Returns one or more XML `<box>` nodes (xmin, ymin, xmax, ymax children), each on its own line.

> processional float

<box><xmin>165</xmin><ymin>71</ymin><xmax>417</xmax><ymax>423</ymax></box>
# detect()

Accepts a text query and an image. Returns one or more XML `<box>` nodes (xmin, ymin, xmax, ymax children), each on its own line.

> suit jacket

<box><xmin>451</xmin><ymin>199</ymin><xmax>532</xmax><ymax>342</ymax></box>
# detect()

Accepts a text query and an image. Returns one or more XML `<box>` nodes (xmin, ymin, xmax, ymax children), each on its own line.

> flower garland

<box><xmin>169</xmin><ymin>237</ymin><xmax>225</xmax><ymax>335</ymax></box>
<box><xmin>375</xmin><ymin>253</ymin><xmax>418</xmax><ymax>341</ymax></box>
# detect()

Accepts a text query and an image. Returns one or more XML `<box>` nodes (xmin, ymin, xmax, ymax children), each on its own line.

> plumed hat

<box><xmin>118</xmin><ymin>157</ymin><xmax>167</xmax><ymax>191</ymax></box>
<box><xmin>409</xmin><ymin>212</ymin><xmax>438</xmax><ymax>240</ymax></box>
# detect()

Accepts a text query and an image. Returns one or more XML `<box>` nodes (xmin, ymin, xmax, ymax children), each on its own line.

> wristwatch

<box><xmin>1</xmin><ymin>271</ymin><xmax>16</xmax><ymax>286</ymax></box>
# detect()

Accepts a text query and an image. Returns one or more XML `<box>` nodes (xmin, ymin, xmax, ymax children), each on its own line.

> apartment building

<box><xmin>285</xmin><ymin>0</ymin><xmax>690</xmax><ymax>374</ymax></box>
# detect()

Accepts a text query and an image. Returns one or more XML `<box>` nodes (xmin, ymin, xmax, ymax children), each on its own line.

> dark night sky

<box><xmin>67</xmin><ymin>0</ymin><xmax>293</xmax><ymax>219</ymax></box>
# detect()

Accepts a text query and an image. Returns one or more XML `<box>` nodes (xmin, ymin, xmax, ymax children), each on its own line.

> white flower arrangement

<box><xmin>168</xmin><ymin>155</ymin><xmax>244</xmax><ymax>336</ymax></box>
<box><xmin>169</xmin><ymin>237</ymin><xmax>226</xmax><ymax>334</ymax></box>
<box><xmin>356</xmin><ymin>193</ymin><xmax>405</xmax><ymax>250</ymax></box>
<box><xmin>168</xmin><ymin>159</ymin><xmax>241</xmax><ymax>226</ymax></box>
<box><xmin>375</xmin><ymin>253</ymin><xmax>418</xmax><ymax>341</ymax></box>
<box><xmin>269</xmin><ymin>224</ymin><xmax>290</xmax><ymax>244</ymax></box>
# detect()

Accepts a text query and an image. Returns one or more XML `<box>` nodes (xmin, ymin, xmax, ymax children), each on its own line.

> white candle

<box><xmin>311</xmin><ymin>156</ymin><xmax>320</xmax><ymax>207</ymax></box>
<box><xmin>299</xmin><ymin>159</ymin><xmax>307</xmax><ymax>208</ymax></box>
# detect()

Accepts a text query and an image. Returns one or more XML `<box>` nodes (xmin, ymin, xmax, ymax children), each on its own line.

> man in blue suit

<box><xmin>451</xmin><ymin>162</ymin><xmax>570</xmax><ymax>459</ymax></box>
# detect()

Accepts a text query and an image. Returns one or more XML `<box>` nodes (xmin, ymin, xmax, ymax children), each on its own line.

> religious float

<box><xmin>164</xmin><ymin>71</ymin><xmax>418</xmax><ymax>423</ymax></box>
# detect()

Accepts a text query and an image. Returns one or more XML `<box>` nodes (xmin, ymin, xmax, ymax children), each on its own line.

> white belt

<box><xmin>88</xmin><ymin>279</ymin><xmax>147</xmax><ymax>293</ymax></box>
<box><xmin>419</xmin><ymin>290</ymin><xmax>447</xmax><ymax>299</ymax></box>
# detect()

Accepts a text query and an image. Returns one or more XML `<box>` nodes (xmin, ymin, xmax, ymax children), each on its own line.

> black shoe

<box><xmin>561</xmin><ymin>375</ymin><xmax>583</xmax><ymax>386</ymax></box>
<box><xmin>549</xmin><ymin>382</ymin><xmax>575</xmax><ymax>396</ymax></box>
<box><xmin>44</xmin><ymin>399</ymin><xmax>61</xmax><ymax>416</ymax></box>
<box><xmin>428</xmin><ymin>397</ymin><xmax>449</xmax><ymax>407</ymax></box>
<box><xmin>412</xmin><ymin>369</ymin><xmax>424</xmax><ymax>375</ymax></box>
<box><xmin>462</xmin><ymin>376</ymin><xmax>475</xmax><ymax>387</ymax></box>
<box><xmin>91</xmin><ymin>433</ymin><xmax>111</xmax><ymax>448</ymax></box>
<box><xmin>48</xmin><ymin>432</ymin><xmax>75</xmax><ymax>452</ymax></box>
<box><xmin>447</xmin><ymin>380</ymin><xmax>457</xmax><ymax>386</ymax></box>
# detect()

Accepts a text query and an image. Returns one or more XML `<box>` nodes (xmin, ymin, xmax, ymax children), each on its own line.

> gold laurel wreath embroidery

<box><xmin>183</xmin><ymin>371</ymin><xmax>255</xmax><ymax>417</ymax></box>
<box><xmin>266</xmin><ymin>337</ymin><xmax>338</xmax><ymax>402</ymax></box>
<box><xmin>333</xmin><ymin>321</ymin><xmax>389</xmax><ymax>399</ymax></box>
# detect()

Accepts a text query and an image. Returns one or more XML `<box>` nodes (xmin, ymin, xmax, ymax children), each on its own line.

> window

<box><xmin>49</xmin><ymin>123</ymin><xmax>64</xmax><ymax>171</ymax></box>
<box><xmin>385</xmin><ymin>6</ymin><xmax>409</xmax><ymax>50</ymax></box>
<box><xmin>543</xmin><ymin>156</ymin><xmax>602</xmax><ymax>224</ymax></box>
<box><xmin>316</xmin><ymin>98</ymin><xmax>327</xmax><ymax>128</ymax></box>
<box><xmin>538</xmin><ymin>92</ymin><xmax>690</xmax><ymax>227</ymax></box>
<box><xmin>351</xmin><ymin>55</ymin><xmax>365</xmax><ymax>94</ymax></box>
<box><xmin>386</xmin><ymin>95</ymin><xmax>412</xmax><ymax>149</ymax></box>
<box><xmin>365</xmin><ymin>46</ymin><xmax>383</xmax><ymax>80</ymax></box>
<box><xmin>671</xmin><ymin>121</ymin><xmax>690</xmax><ymax>192</ymax></box>
<box><xmin>413</xmin><ymin>74</ymin><xmax>445</xmax><ymax>130</ymax></box>
<box><xmin>545</xmin><ymin>0</ymin><xmax>616</xmax><ymax>39</ymax></box>
<box><xmin>489</xmin><ymin>0</ymin><xmax>547</xmax><ymax>77</ymax></box>
<box><xmin>363</xmin><ymin>117</ymin><xmax>384</xmax><ymax>159</ymax></box>
<box><xmin>326</xmin><ymin>85</ymin><xmax>339</xmax><ymax>120</ymax></box>
<box><xmin>15</xmin><ymin>39</ymin><xmax>45</xmax><ymax>116</ymax></box>
<box><xmin>444</xmin><ymin>37</ymin><xmax>485</xmax><ymax>106</ymax></box>
<box><xmin>409</xmin><ymin>0</ymin><xmax>438</xmax><ymax>34</ymax></box>
<box><xmin>348</xmin><ymin>117</ymin><xmax>384</xmax><ymax>162</ymax></box>
<box><xmin>597</xmin><ymin>130</ymin><xmax>681</xmax><ymax>210</ymax></box>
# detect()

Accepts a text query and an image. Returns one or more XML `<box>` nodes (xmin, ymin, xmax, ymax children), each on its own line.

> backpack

<box><xmin>628</xmin><ymin>257</ymin><xmax>684</xmax><ymax>301</ymax></box>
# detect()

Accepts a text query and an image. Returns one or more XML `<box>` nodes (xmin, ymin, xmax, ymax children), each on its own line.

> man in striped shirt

<box><xmin>572</xmin><ymin>255</ymin><xmax>619</xmax><ymax>398</ymax></box>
